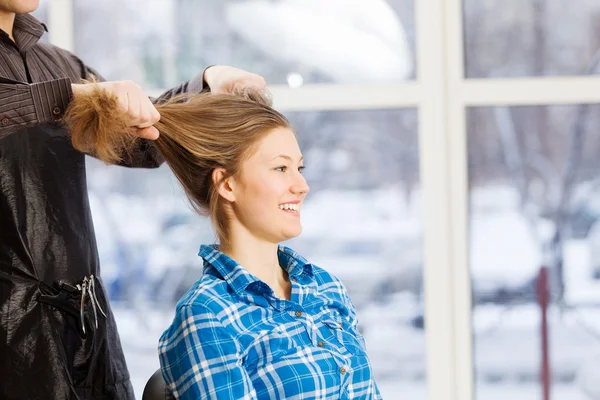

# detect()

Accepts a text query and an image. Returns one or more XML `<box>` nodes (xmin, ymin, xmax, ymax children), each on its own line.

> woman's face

<box><xmin>229</xmin><ymin>127</ymin><xmax>310</xmax><ymax>243</ymax></box>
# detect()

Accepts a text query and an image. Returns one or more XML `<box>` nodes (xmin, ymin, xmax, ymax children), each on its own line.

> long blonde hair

<box><xmin>63</xmin><ymin>86</ymin><xmax>291</xmax><ymax>247</ymax></box>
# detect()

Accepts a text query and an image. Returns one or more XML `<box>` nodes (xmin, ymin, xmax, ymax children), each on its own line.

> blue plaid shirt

<box><xmin>158</xmin><ymin>244</ymin><xmax>382</xmax><ymax>399</ymax></box>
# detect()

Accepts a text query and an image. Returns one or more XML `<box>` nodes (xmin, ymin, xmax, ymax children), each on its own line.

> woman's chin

<box><xmin>279</xmin><ymin>226</ymin><xmax>302</xmax><ymax>242</ymax></box>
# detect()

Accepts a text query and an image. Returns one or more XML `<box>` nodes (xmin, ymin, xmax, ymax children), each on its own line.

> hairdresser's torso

<box><xmin>0</xmin><ymin>14</ymin><xmax>136</xmax><ymax>400</ymax></box>
<box><xmin>0</xmin><ymin>14</ymin><xmax>99</xmax><ymax>284</ymax></box>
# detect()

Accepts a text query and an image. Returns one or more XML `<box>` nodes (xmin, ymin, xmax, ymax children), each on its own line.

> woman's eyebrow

<box><xmin>271</xmin><ymin>154</ymin><xmax>304</xmax><ymax>162</ymax></box>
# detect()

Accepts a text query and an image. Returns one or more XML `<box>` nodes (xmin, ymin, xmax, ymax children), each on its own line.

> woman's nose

<box><xmin>291</xmin><ymin>173</ymin><xmax>310</xmax><ymax>195</ymax></box>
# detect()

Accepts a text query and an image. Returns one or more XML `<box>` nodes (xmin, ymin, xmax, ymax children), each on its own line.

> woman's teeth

<box><xmin>279</xmin><ymin>203</ymin><xmax>299</xmax><ymax>212</ymax></box>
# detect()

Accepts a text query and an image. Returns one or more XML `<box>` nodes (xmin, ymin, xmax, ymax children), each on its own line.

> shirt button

<box><xmin>53</xmin><ymin>107</ymin><xmax>61</xmax><ymax>115</ymax></box>
<box><xmin>1</xmin><ymin>118</ymin><xmax>9</xmax><ymax>126</ymax></box>
<box><xmin>340</xmin><ymin>367</ymin><xmax>347</xmax><ymax>374</ymax></box>
<box><xmin>338</xmin><ymin>322</ymin><xmax>343</xmax><ymax>328</ymax></box>
<box><xmin>317</xmin><ymin>341</ymin><xmax>325</xmax><ymax>347</ymax></box>
<box><xmin>295</xmin><ymin>310</ymin><xmax>302</xmax><ymax>317</ymax></box>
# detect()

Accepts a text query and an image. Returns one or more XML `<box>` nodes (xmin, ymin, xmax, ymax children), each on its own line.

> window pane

<box><xmin>73</xmin><ymin>0</ymin><xmax>415</xmax><ymax>88</ymax></box>
<box><xmin>464</xmin><ymin>0</ymin><xmax>600</xmax><ymax>78</ymax></box>
<box><xmin>86</xmin><ymin>108</ymin><xmax>424</xmax><ymax>398</ymax></box>
<box><xmin>32</xmin><ymin>0</ymin><xmax>48</xmax><ymax>22</ymax></box>
<box><xmin>468</xmin><ymin>104</ymin><xmax>600</xmax><ymax>399</ymax></box>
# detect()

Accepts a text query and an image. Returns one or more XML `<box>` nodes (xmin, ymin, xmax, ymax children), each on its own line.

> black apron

<box><xmin>0</xmin><ymin>123</ymin><xmax>135</xmax><ymax>399</ymax></box>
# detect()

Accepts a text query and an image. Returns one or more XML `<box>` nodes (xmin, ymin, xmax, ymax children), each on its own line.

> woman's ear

<box><xmin>212</xmin><ymin>168</ymin><xmax>236</xmax><ymax>203</ymax></box>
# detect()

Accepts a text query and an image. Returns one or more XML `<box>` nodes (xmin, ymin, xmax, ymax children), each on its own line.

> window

<box><xmin>42</xmin><ymin>0</ymin><xmax>600</xmax><ymax>398</ymax></box>
<box><xmin>73</xmin><ymin>0</ymin><xmax>416</xmax><ymax>89</ymax></box>
<box><xmin>468</xmin><ymin>104</ymin><xmax>600</xmax><ymax>399</ymax></box>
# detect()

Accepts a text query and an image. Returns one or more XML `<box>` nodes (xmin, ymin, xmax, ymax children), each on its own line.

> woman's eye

<box><xmin>275</xmin><ymin>166</ymin><xmax>287</xmax><ymax>172</ymax></box>
<box><xmin>298</xmin><ymin>166</ymin><xmax>305</xmax><ymax>173</ymax></box>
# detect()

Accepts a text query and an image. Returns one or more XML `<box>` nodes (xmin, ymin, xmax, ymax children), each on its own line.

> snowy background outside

<box><xmin>30</xmin><ymin>0</ymin><xmax>600</xmax><ymax>398</ymax></box>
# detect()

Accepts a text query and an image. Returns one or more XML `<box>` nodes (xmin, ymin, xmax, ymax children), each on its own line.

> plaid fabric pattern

<box><xmin>158</xmin><ymin>244</ymin><xmax>382</xmax><ymax>399</ymax></box>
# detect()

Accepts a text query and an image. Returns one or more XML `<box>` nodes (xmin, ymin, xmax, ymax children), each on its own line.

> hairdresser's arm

<box><xmin>153</xmin><ymin>65</ymin><xmax>267</xmax><ymax>103</ymax></box>
<box><xmin>0</xmin><ymin>77</ymin><xmax>72</xmax><ymax>140</ymax></box>
<box><xmin>0</xmin><ymin>76</ymin><xmax>159</xmax><ymax>157</ymax></box>
<box><xmin>152</xmin><ymin>68</ymin><xmax>208</xmax><ymax>103</ymax></box>
<box><xmin>159</xmin><ymin>304</ymin><xmax>258</xmax><ymax>400</ymax></box>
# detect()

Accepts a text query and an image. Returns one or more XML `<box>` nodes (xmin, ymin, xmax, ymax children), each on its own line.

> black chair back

<box><xmin>142</xmin><ymin>369</ymin><xmax>175</xmax><ymax>400</ymax></box>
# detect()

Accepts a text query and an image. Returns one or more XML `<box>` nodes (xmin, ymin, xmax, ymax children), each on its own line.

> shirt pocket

<box><xmin>242</xmin><ymin>328</ymin><xmax>302</xmax><ymax>371</ymax></box>
<box><xmin>321</xmin><ymin>311</ymin><xmax>367</xmax><ymax>356</ymax></box>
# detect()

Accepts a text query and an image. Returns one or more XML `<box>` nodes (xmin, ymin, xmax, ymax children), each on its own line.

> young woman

<box><xmin>64</xmin><ymin>87</ymin><xmax>383</xmax><ymax>399</ymax></box>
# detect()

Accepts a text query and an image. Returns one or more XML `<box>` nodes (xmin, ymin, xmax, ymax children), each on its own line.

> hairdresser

<box><xmin>0</xmin><ymin>3</ymin><xmax>266</xmax><ymax>399</ymax></box>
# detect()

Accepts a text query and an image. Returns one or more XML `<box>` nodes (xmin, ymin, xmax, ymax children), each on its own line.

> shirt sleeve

<box><xmin>338</xmin><ymin>279</ymin><xmax>365</xmax><ymax>343</ymax></box>
<box><xmin>338</xmin><ymin>280</ymin><xmax>384</xmax><ymax>399</ymax></box>
<box><xmin>0</xmin><ymin>77</ymin><xmax>72</xmax><ymax>140</ymax></box>
<box><xmin>153</xmin><ymin>66</ymin><xmax>211</xmax><ymax>104</ymax></box>
<box><xmin>158</xmin><ymin>304</ymin><xmax>258</xmax><ymax>400</ymax></box>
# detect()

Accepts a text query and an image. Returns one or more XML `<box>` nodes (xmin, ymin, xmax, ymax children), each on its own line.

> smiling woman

<box><xmin>63</xmin><ymin>87</ymin><xmax>382</xmax><ymax>399</ymax></box>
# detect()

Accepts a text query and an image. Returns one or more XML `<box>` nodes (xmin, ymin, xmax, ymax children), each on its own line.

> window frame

<box><xmin>46</xmin><ymin>0</ymin><xmax>600</xmax><ymax>398</ymax></box>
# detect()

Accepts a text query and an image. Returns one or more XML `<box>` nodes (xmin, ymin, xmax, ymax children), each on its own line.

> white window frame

<box><xmin>47</xmin><ymin>0</ymin><xmax>600</xmax><ymax>398</ymax></box>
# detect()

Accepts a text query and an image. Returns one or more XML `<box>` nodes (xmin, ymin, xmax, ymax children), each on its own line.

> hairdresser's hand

<box><xmin>203</xmin><ymin>66</ymin><xmax>267</xmax><ymax>95</ymax></box>
<box><xmin>72</xmin><ymin>81</ymin><xmax>161</xmax><ymax>140</ymax></box>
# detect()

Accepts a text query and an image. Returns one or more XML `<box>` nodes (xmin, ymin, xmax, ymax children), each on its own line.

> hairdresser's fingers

<box><xmin>126</xmin><ymin>90</ymin><xmax>142</xmax><ymax>125</ymax></box>
<box><xmin>213</xmin><ymin>80</ymin><xmax>263</xmax><ymax>95</ymax></box>
<box><xmin>151</xmin><ymin>107</ymin><xmax>161</xmax><ymax>123</ymax></box>
<box><xmin>215</xmin><ymin>76</ymin><xmax>266</xmax><ymax>94</ymax></box>
<box><xmin>115</xmin><ymin>91</ymin><xmax>130</xmax><ymax>115</ymax></box>
<box><xmin>136</xmin><ymin>98</ymin><xmax>160</xmax><ymax>128</ymax></box>
<box><xmin>205</xmin><ymin>66</ymin><xmax>267</xmax><ymax>94</ymax></box>
<box><xmin>99</xmin><ymin>80</ymin><xmax>157</xmax><ymax>128</ymax></box>
<box><xmin>133</xmin><ymin>126</ymin><xmax>160</xmax><ymax>140</ymax></box>
<box><xmin>232</xmin><ymin>80</ymin><xmax>268</xmax><ymax>95</ymax></box>
<box><xmin>245</xmin><ymin>74</ymin><xmax>267</xmax><ymax>89</ymax></box>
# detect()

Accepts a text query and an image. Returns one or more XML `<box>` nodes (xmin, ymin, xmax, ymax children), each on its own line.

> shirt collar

<box><xmin>1</xmin><ymin>13</ymin><xmax>47</xmax><ymax>51</ymax></box>
<box><xmin>198</xmin><ymin>244</ymin><xmax>314</xmax><ymax>296</ymax></box>
<box><xmin>277</xmin><ymin>245</ymin><xmax>314</xmax><ymax>280</ymax></box>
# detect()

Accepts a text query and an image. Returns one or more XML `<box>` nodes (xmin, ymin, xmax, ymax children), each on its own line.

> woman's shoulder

<box><xmin>174</xmin><ymin>273</ymin><xmax>235</xmax><ymax>315</ymax></box>
<box><xmin>310</xmin><ymin>264</ymin><xmax>346</xmax><ymax>290</ymax></box>
<box><xmin>160</xmin><ymin>275</ymin><xmax>238</xmax><ymax>344</ymax></box>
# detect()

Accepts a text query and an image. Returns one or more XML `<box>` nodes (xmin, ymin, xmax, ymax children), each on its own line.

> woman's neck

<box><xmin>221</xmin><ymin>233</ymin><xmax>290</xmax><ymax>300</ymax></box>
